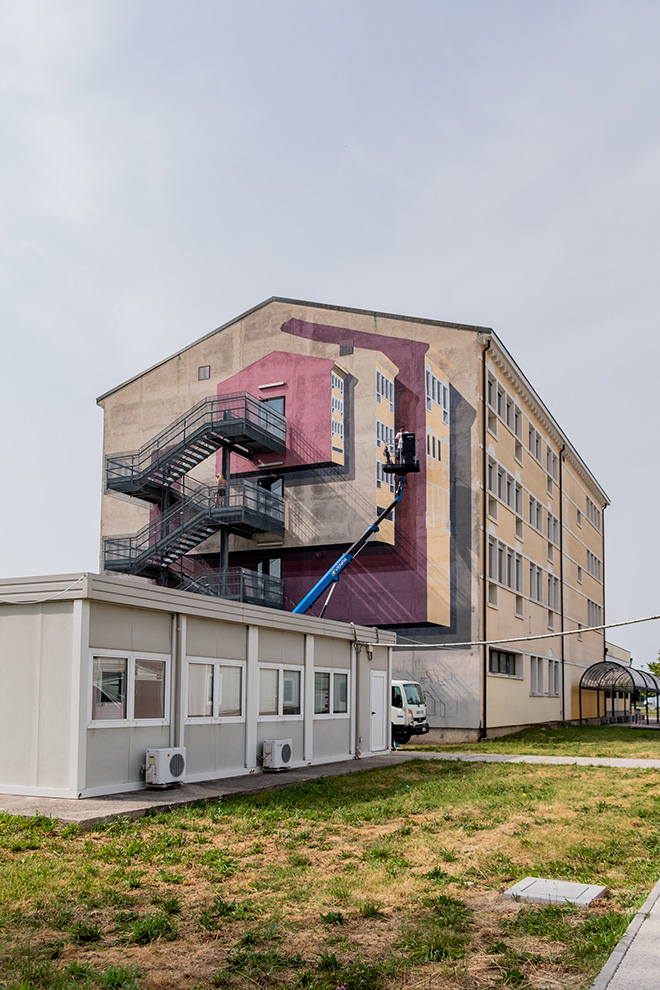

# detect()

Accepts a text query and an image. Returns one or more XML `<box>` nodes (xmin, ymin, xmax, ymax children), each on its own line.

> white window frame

<box><xmin>89</xmin><ymin>649</ymin><xmax>170</xmax><ymax>728</ymax></box>
<box><xmin>185</xmin><ymin>657</ymin><xmax>246</xmax><ymax>724</ymax></box>
<box><xmin>258</xmin><ymin>663</ymin><xmax>304</xmax><ymax>722</ymax></box>
<box><xmin>313</xmin><ymin>668</ymin><xmax>351</xmax><ymax>719</ymax></box>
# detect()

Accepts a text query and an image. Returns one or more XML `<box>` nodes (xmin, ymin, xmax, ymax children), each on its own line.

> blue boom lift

<box><xmin>292</xmin><ymin>432</ymin><xmax>420</xmax><ymax>617</ymax></box>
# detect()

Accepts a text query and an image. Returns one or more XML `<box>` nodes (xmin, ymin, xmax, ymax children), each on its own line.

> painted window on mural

<box><xmin>376</xmin><ymin>369</ymin><xmax>394</xmax><ymax>412</ymax></box>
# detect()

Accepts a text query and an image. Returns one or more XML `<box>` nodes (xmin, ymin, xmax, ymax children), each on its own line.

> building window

<box><xmin>577</xmin><ymin>565</ymin><xmax>583</xmax><ymax>584</ymax></box>
<box><xmin>259</xmin><ymin>665</ymin><xmax>303</xmax><ymax>719</ymax></box>
<box><xmin>586</xmin><ymin>497</ymin><xmax>601</xmax><ymax>531</ymax></box>
<box><xmin>587</xmin><ymin>551</ymin><xmax>602</xmax><ymax>582</ymax></box>
<box><xmin>489</xmin><ymin>649</ymin><xmax>518</xmax><ymax>676</ymax></box>
<box><xmin>314</xmin><ymin>670</ymin><xmax>349</xmax><ymax>716</ymax></box>
<box><xmin>549</xmin><ymin>660</ymin><xmax>560</xmax><ymax>696</ymax></box>
<box><xmin>576</xmin><ymin>508</ymin><xmax>582</xmax><ymax>527</ymax></box>
<box><xmin>261</xmin><ymin>395</ymin><xmax>285</xmax><ymax>416</ymax></box>
<box><xmin>530</xmin><ymin>656</ymin><xmax>544</xmax><ymax>695</ymax></box>
<box><xmin>91</xmin><ymin>652</ymin><xmax>168</xmax><ymax>724</ymax></box>
<box><xmin>187</xmin><ymin>660</ymin><xmax>244</xmax><ymax>721</ymax></box>
<box><xmin>529</xmin><ymin>496</ymin><xmax>543</xmax><ymax>532</ymax></box>
<box><xmin>530</xmin><ymin>564</ymin><xmax>544</xmax><ymax>602</ymax></box>
<box><xmin>587</xmin><ymin>599</ymin><xmax>603</xmax><ymax>628</ymax></box>
<box><xmin>198</xmin><ymin>365</ymin><xmax>211</xmax><ymax>381</ymax></box>
<box><xmin>256</xmin><ymin>556</ymin><xmax>282</xmax><ymax>580</ymax></box>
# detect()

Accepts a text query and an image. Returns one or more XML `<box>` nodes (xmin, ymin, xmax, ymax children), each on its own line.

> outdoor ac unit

<box><xmin>144</xmin><ymin>747</ymin><xmax>186</xmax><ymax>787</ymax></box>
<box><xmin>262</xmin><ymin>738</ymin><xmax>292</xmax><ymax>771</ymax></box>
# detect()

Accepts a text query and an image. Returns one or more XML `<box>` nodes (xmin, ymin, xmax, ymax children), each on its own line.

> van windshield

<box><xmin>403</xmin><ymin>683</ymin><xmax>424</xmax><ymax>705</ymax></box>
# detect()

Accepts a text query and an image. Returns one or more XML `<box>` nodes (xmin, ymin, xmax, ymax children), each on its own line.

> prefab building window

<box><xmin>187</xmin><ymin>660</ymin><xmax>244</xmax><ymax>721</ymax></box>
<box><xmin>314</xmin><ymin>670</ymin><xmax>349</xmax><ymax>716</ymax></box>
<box><xmin>92</xmin><ymin>657</ymin><xmax>127</xmax><ymax>720</ymax></box>
<box><xmin>91</xmin><ymin>652</ymin><xmax>168</xmax><ymax>724</ymax></box>
<box><xmin>134</xmin><ymin>659</ymin><xmax>166</xmax><ymax>719</ymax></box>
<box><xmin>188</xmin><ymin>663</ymin><xmax>214</xmax><ymax>717</ymax></box>
<box><xmin>259</xmin><ymin>666</ymin><xmax>303</xmax><ymax>719</ymax></box>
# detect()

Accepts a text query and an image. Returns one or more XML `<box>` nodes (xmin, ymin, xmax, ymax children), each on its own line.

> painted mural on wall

<box><xmin>207</xmin><ymin>317</ymin><xmax>463</xmax><ymax>633</ymax></box>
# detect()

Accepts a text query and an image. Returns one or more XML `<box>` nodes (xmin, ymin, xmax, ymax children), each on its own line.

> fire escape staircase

<box><xmin>105</xmin><ymin>392</ymin><xmax>286</xmax><ymax>502</ymax></box>
<box><xmin>103</xmin><ymin>392</ymin><xmax>287</xmax><ymax>606</ymax></box>
<box><xmin>103</xmin><ymin>478</ymin><xmax>284</xmax><ymax>580</ymax></box>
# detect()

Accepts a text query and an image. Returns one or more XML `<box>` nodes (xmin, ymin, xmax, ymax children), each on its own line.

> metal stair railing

<box><xmin>103</xmin><ymin>479</ymin><xmax>284</xmax><ymax>575</ymax></box>
<box><xmin>105</xmin><ymin>392</ymin><xmax>286</xmax><ymax>496</ymax></box>
<box><xmin>179</xmin><ymin>567</ymin><xmax>284</xmax><ymax>609</ymax></box>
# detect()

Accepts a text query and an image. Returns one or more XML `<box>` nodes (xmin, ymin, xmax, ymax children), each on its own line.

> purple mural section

<box><xmin>217</xmin><ymin>351</ymin><xmax>337</xmax><ymax>475</ymax></box>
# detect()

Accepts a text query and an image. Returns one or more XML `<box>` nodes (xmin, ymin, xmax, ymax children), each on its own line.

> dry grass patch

<box><xmin>1</xmin><ymin>760</ymin><xmax>659</xmax><ymax>988</ymax></box>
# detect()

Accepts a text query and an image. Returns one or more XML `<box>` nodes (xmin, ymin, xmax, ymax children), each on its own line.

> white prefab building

<box><xmin>0</xmin><ymin>573</ymin><xmax>395</xmax><ymax>799</ymax></box>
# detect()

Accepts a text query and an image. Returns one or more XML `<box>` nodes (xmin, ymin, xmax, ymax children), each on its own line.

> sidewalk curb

<box><xmin>590</xmin><ymin>878</ymin><xmax>660</xmax><ymax>990</ymax></box>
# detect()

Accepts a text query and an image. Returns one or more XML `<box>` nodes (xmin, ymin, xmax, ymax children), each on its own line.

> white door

<box><xmin>370</xmin><ymin>669</ymin><xmax>388</xmax><ymax>752</ymax></box>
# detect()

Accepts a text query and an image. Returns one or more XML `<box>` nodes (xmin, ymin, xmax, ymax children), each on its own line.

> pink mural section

<box><xmin>229</xmin><ymin>318</ymin><xmax>441</xmax><ymax>628</ymax></box>
<box><xmin>217</xmin><ymin>351</ymin><xmax>337</xmax><ymax>475</ymax></box>
<box><xmin>280</xmin><ymin>317</ymin><xmax>432</xmax><ymax>624</ymax></box>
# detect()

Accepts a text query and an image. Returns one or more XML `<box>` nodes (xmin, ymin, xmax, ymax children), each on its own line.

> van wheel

<box><xmin>394</xmin><ymin>729</ymin><xmax>411</xmax><ymax>745</ymax></box>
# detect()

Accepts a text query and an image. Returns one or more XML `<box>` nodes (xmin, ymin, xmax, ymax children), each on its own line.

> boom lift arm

<box><xmin>292</xmin><ymin>477</ymin><xmax>407</xmax><ymax>617</ymax></box>
<box><xmin>291</xmin><ymin>431</ymin><xmax>419</xmax><ymax>618</ymax></box>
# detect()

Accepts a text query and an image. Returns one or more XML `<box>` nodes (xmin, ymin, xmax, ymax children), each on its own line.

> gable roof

<box><xmin>96</xmin><ymin>296</ymin><xmax>492</xmax><ymax>403</ymax></box>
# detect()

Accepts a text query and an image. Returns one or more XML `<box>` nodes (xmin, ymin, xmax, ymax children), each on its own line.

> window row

<box><xmin>331</xmin><ymin>396</ymin><xmax>344</xmax><ymax>415</ymax></box>
<box><xmin>486</xmin><ymin>374</ymin><xmax>560</xmax><ymax>485</ymax></box>
<box><xmin>487</xmin><ymin>461</ymin><xmax>523</xmax><ymax>515</ymax></box>
<box><xmin>331</xmin><ymin>372</ymin><xmax>345</xmax><ymax>394</ymax></box>
<box><xmin>426</xmin><ymin>366</ymin><xmax>449</xmax><ymax>423</ymax></box>
<box><xmin>488</xmin><ymin>538</ymin><xmax>523</xmax><ymax>592</ymax></box>
<box><xmin>376</xmin><ymin>370</ymin><xmax>394</xmax><ymax>412</ymax></box>
<box><xmin>91</xmin><ymin>655</ymin><xmax>351</xmax><ymax>725</ymax></box>
<box><xmin>487</xmin><ymin>375</ymin><xmax>522</xmax><ymax>439</ymax></box>
<box><xmin>489</xmin><ymin>649</ymin><xmax>518</xmax><ymax>676</ymax></box>
<box><xmin>331</xmin><ymin>419</ymin><xmax>344</xmax><ymax>438</ymax></box>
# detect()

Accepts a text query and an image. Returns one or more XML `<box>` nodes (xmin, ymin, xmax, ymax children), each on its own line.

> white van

<box><xmin>391</xmin><ymin>679</ymin><xmax>430</xmax><ymax>744</ymax></box>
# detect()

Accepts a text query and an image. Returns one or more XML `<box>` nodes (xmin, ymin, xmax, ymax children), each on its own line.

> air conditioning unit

<box><xmin>262</xmin><ymin>738</ymin><xmax>292</xmax><ymax>771</ymax></box>
<box><xmin>144</xmin><ymin>747</ymin><xmax>186</xmax><ymax>787</ymax></box>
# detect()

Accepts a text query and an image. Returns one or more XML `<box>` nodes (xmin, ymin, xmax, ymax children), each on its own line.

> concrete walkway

<box><xmin>2</xmin><ymin>748</ymin><xmax>659</xmax><ymax>988</ymax></box>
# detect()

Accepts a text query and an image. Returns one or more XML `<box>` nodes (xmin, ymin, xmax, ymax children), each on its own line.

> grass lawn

<box><xmin>404</xmin><ymin>724</ymin><xmax>660</xmax><ymax>759</ymax></box>
<box><xmin>2</xmin><ymin>756</ymin><xmax>660</xmax><ymax>989</ymax></box>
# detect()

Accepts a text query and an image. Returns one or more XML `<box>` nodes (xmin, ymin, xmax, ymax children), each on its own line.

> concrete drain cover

<box><xmin>503</xmin><ymin>877</ymin><xmax>607</xmax><ymax>906</ymax></box>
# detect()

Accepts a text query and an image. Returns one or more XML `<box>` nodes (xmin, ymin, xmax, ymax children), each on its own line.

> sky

<box><xmin>1</xmin><ymin>0</ymin><xmax>658</xmax><ymax>665</ymax></box>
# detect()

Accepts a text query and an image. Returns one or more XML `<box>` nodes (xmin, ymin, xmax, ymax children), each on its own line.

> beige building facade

<box><xmin>97</xmin><ymin>297</ymin><xmax>610</xmax><ymax>739</ymax></box>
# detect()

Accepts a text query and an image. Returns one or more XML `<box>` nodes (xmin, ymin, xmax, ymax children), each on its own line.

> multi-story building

<box><xmin>97</xmin><ymin>297</ymin><xmax>609</xmax><ymax>739</ymax></box>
